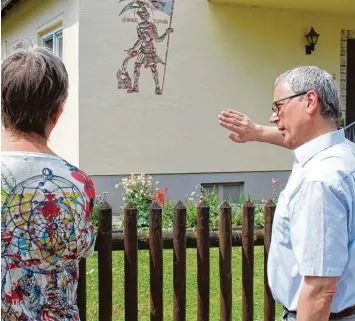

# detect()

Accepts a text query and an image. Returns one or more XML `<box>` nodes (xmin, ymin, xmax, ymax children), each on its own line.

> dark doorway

<box><xmin>346</xmin><ymin>39</ymin><xmax>355</xmax><ymax>126</ymax></box>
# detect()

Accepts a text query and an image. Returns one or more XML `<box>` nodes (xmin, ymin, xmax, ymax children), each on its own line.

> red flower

<box><xmin>153</xmin><ymin>187</ymin><xmax>168</xmax><ymax>205</ymax></box>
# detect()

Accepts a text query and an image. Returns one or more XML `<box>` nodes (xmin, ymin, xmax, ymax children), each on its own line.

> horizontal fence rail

<box><xmin>94</xmin><ymin>229</ymin><xmax>265</xmax><ymax>251</ymax></box>
<box><xmin>77</xmin><ymin>199</ymin><xmax>276</xmax><ymax>321</ymax></box>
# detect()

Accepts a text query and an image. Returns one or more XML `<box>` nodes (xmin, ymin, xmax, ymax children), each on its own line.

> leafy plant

<box><xmin>230</xmin><ymin>202</ymin><xmax>242</xmax><ymax>227</ymax></box>
<box><xmin>185</xmin><ymin>199</ymin><xmax>197</xmax><ymax>229</ymax></box>
<box><xmin>184</xmin><ymin>185</ymin><xmax>220</xmax><ymax>230</ymax></box>
<box><xmin>201</xmin><ymin>186</ymin><xmax>220</xmax><ymax>230</ymax></box>
<box><xmin>116</xmin><ymin>174</ymin><xmax>154</xmax><ymax>230</ymax></box>
<box><xmin>90</xmin><ymin>192</ymin><xmax>108</xmax><ymax>228</ymax></box>
<box><xmin>254</xmin><ymin>204</ymin><xmax>265</xmax><ymax>227</ymax></box>
<box><xmin>116</xmin><ymin>174</ymin><xmax>171</xmax><ymax>230</ymax></box>
<box><xmin>162</xmin><ymin>200</ymin><xmax>176</xmax><ymax>230</ymax></box>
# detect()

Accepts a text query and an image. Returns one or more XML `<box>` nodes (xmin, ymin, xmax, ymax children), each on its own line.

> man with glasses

<box><xmin>218</xmin><ymin>66</ymin><xmax>355</xmax><ymax>321</ymax></box>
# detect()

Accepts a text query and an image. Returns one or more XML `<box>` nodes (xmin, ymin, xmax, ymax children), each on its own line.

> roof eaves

<box><xmin>1</xmin><ymin>0</ymin><xmax>21</xmax><ymax>18</ymax></box>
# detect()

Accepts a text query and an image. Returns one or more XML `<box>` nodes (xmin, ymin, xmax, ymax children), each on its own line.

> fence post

<box><xmin>197</xmin><ymin>201</ymin><xmax>210</xmax><ymax>321</ymax></box>
<box><xmin>77</xmin><ymin>258</ymin><xmax>87</xmax><ymax>321</ymax></box>
<box><xmin>124</xmin><ymin>203</ymin><xmax>138</xmax><ymax>321</ymax></box>
<box><xmin>173</xmin><ymin>201</ymin><xmax>187</xmax><ymax>321</ymax></box>
<box><xmin>98</xmin><ymin>201</ymin><xmax>113</xmax><ymax>321</ymax></box>
<box><xmin>264</xmin><ymin>200</ymin><xmax>276</xmax><ymax>321</ymax></box>
<box><xmin>149</xmin><ymin>201</ymin><xmax>163</xmax><ymax>321</ymax></box>
<box><xmin>219</xmin><ymin>201</ymin><xmax>232</xmax><ymax>321</ymax></box>
<box><xmin>242</xmin><ymin>199</ymin><xmax>254</xmax><ymax>321</ymax></box>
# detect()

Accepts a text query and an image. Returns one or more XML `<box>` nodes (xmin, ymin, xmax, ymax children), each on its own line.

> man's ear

<box><xmin>305</xmin><ymin>90</ymin><xmax>319</xmax><ymax>116</ymax></box>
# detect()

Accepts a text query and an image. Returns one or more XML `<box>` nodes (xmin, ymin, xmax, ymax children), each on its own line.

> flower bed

<box><xmin>91</xmin><ymin>174</ymin><xmax>282</xmax><ymax>231</ymax></box>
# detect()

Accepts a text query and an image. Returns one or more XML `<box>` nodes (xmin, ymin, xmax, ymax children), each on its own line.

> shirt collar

<box><xmin>292</xmin><ymin>129</ymin><xmax>346</xmax><ymax>166</ymax></box>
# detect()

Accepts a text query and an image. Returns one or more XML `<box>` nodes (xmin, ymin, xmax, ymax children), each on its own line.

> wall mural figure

<box><xmin>117</xmin><ymin>0</ymin><xmax>175</xmax><ymax>95</ymax></box>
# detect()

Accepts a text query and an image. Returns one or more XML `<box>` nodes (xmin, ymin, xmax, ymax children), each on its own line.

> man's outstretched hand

<box><xmin>218</xmin><ymin>109</ymin><xmax>288</xmax><ymax>148</ymax></box>
<box><xmin>218</xmin><ymin>109</ymin><xmax>261</xmax><ymax>143</ymax></box>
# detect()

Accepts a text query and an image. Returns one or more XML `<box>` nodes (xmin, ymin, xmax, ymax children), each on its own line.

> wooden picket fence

<box><xmin>77</xmin><ymin>199</ymin><xmax>276</xmax><ymax>321</ymax></box>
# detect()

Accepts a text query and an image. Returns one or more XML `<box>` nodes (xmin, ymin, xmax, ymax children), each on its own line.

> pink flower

<box><xmin>272</xmin><ymin>178</ymin><xmax>279</xmax><ymax>184</ymax></box>
<box><xmin>261</xmin><ymin>199</ymin><xmax>268</xmax><ymax>204</ymax></box>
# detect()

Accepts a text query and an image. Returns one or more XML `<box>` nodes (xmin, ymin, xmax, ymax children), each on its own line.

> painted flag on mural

<box><xmin>149</xmin><ymin>0</ymin><xmax>174</xmax><ymax>16</ymax></box>
<box><xmin>119</xmin><ymin>0</ymin><xmax>174</xmax><ymax>17</ymax></box>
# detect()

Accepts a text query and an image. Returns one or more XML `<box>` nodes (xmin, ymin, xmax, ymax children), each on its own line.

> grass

<box><xmin>85</xmin><ymin>246</ymin><xmax>283</xmax><ymax>321</ymax></box>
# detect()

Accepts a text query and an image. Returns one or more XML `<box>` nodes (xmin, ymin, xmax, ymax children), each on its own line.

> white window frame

<box><xmin>41</xmin><ymin>27</ymin><xmax>63</xmax><ymax>58</ymax></box>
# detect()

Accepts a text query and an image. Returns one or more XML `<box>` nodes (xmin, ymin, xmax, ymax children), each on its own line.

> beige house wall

<box><xmin>211</xmin><ymin>0</ymin><xmax>355</xmax><ymax>15</ymax></box>
<box><xmin>2</xmin><ymin>0</ymin><xmax>354</xmax><ymax>177</ymax></box>
<box><xmin>78</xmin><ymin>0</ymin><xmax>355</xmax><ymax>176</ymax></box>
<box><xmin>1</xmin><ymin>0</ymin><xmax>80</xmax><ymax>166</ymax></box>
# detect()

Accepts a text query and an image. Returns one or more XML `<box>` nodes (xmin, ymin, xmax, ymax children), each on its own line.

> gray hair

<box><xmin>1</xmin><ymin>46</ymin><xmax>69</xmax><ymax>137</ymax></box>
<box><xmin>275</xmin><ymin>66</ymin><xmax>341</xmax><ymax>121</ymax></box>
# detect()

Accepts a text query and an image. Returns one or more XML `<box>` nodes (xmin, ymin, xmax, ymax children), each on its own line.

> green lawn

<box><xmin>85</xmin><ymin>246</ymin><xmax>283</xmax><ymax>321</ymax></box>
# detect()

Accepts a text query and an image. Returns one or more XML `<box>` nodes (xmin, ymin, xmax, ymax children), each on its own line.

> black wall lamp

<box><xmin>305</xmin><ymin>27</ymin><xmax>320</xmax><ymax>55</ymax></box>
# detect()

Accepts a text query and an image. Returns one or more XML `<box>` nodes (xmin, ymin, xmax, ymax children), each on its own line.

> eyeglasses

<box><xmin>271</xmin><ymin>91</ymin><xmax>308</xmax><ymax>116</ymax></box>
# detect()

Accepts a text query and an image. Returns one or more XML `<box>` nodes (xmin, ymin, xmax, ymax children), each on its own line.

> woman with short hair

<box><xmin>1</xmin><ymin>47</ymin><xmax>96</xmax><ymax>321</ymax></box>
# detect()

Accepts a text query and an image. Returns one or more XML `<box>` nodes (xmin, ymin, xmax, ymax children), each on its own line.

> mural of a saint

<box><xmin>117</xmin><ymin>0</ymin><xmax>175</xmax><ymax>95</ymax></box>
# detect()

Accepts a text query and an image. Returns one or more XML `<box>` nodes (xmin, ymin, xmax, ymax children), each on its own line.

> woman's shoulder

<box><xmin>1</xmin><ymin>151</ymin><xmax>96</xmax><ymax>208</ymax></box>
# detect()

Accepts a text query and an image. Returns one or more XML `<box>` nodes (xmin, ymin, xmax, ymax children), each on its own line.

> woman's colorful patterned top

<box><xmin>1</xmin><ymin>152</ymin><xmax>96</xmax><ymax>321</ymax></box>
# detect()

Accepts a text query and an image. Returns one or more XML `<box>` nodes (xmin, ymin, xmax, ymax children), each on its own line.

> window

<box><xmin>201</xmin><ymin>183</ymin><xmax>243</xmax><ymax>203</ymax></box>
<box><xmin>42</xmin><ymin>29</ymin><xmax>63</xmax><ymax>58</ymax></box>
